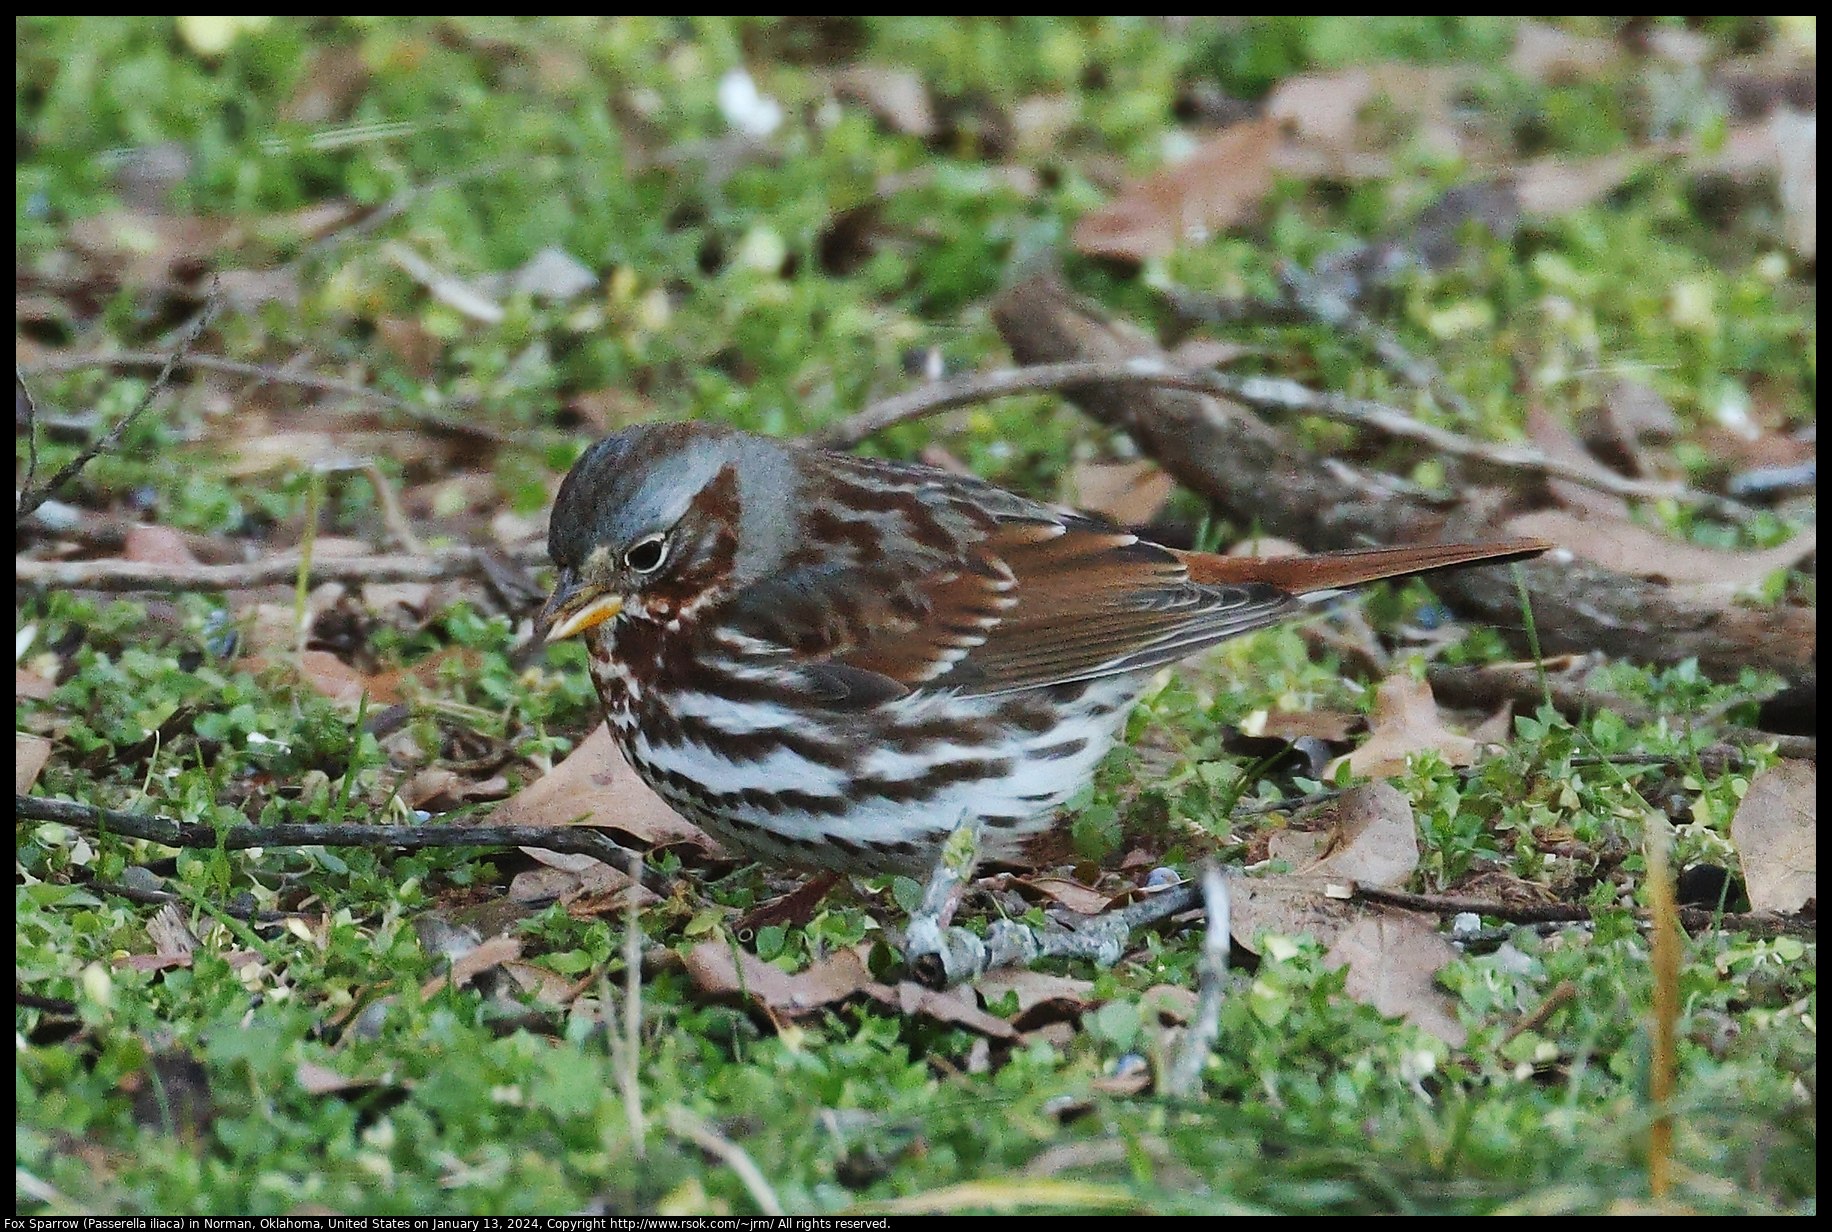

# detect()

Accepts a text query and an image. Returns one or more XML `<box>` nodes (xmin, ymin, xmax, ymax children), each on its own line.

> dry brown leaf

<box><xmin>16</xmin><ymin>733</ymin><xmax>52</xmax><ymax>792</ymax></box>
<box><xmin>491</xmin><ymin>723</ymin><xmax>719</xmax><ymax>856</ymax></box>
<box><xmin>1013</xmin><ymin>874</ymin><xmax>1114</xmax><ymax>917</ymax></box>
<box><xmin>1229</xmin><ymin>872</ymin><xmax>1477</xmax><ymax>1045</ymax></box>
<box><xmin>1692</xmin><ymin>118</ymin><xmax>1788</xmax><ymax>179</ymax></box>
<box><xmin>117</xmin><ymin>952</ymin><xmax>195</xmax><ymax>973</ymax></box>
<box><xmin>147</xmin><ymin>902</ymin><xmax>200</xmax><ymax>960</ymax></box>
<box><xmin>281</xmin><ymin>45</ymin><xmax>370</xmax><ymax>124</ymax></box>
<box><xmin>66</xmin><ymin>211</ymin><xmax>238</xmax><ymax>286</ymax></box>
<box><xmin>1508</xmin><ymin>21</ymin><xmax>1621</xmax><ymax>81</ymax></box>
<box><xmin>1469</xmin><ymin>698</ymin><xmax>1516</xmax><ymax>746</ymax></box>
<box><xmin>1730</xmin><ymin>760</ymin><xmax>1816</xmax><ymax>914</ymax></box>
<box><xmin>17</xmin><ymin>657</ymin><xmax>57</xmax><ymax>702</ymax></box>
<box><xmin>275</xmin><ymin>200</ymin><xmax>368</xmax><ymax>246</ymax></box>
<box><xmin>974</xmin><ymin>968</ymin><xmax>1096</xmax><ymax>1017</ymax></box>
<box><xmin>829</xmin><ymin>66</ymin><xmax>937</xmax><ymax>138</ymax></box>
<box><xmin>1303</xmin><ymin>783</ymin><xmax>1419</xmax><ymax>889</ymax></box>
<box><xmin>362</xmin><ymin>581</ymin><xmax>435</xmax><ymax>618</ymax></box>
<box><xmin>1505</xmin><ymin>511</ymin><xmax>1816</xmax><ymax>591</ymax></box>
<box><xmin>237</xmin><ymin>604</ymin><xmax>304</xmax><ymax>658</ymax></box>
<box><xmin>398</xmin><ymin>766</ymin><xmax>508</xmax><ymax>810</ymax></box>
<box><xmin>507</xmin><ymin>861</ymin><xmax>593</xmax><ymax>905</ymax></box>
<box><xmin>1253</xmin><ymin>707</ymin><xmax>1361</xmax><ymax>744</ymax></box>
<box><xmin>1090</xmin><ymin>1063</ymin><xmax>1153</xmax><ymax>1096</ymax></box>
<box><xmin>1073</xmin><ymin>115</ymin><xmax>1276</xmax><ymax>261</ymax></box>
<box><xmin>682</xmin><ymin>942</ymin><xmax>1020</xmax><ymax>1038</ymax></box>
<box><xmin>222</xmin><ymin>431</ymin><xmax>446</xmax><ymax>477</ymax></box>
<box><xmin>1331</xmin><ymin>674</ymin><xmax>1479</xmax><ymax>781</ymax></box>
<box><xmin>1011</xmin><ymin>93</ymin><xmax>1080</xmax><ymax>153</ymax></box>
<box><xmin>1325</xmin><ymin>912</ymin><xmax>1467</xmax><ymax>1047</ymax></box>
<box><xmin>295</xmin><ymin>649</ymin><xmax>395</xmax><ymax>706</ymax></box>
<box><xmin>1266</xmin><ymin>66</ymin><xmax>1468</xmax><ymax>178</ymax></box>
<box><xmin>1526</xmin><ymin>403</ymin><xmax>1631</xmax><ymax>520</ymax></box>
<box><xmin>215</xmin><ymin>267</ymin><xmax>301</xmax><ymax>312</ymax></box>
<box><xmin>123</xmin><ymin>524</ymin><xmax>201</xmax><ymax>567</ymax></box>
<box><xmin>891</xmin><ymin>981</ymin><xmax>1020</xmax><ymax>1040</ymax></box>
<box><xmin>376</xmin><ymin>315</ymin><xmax>443</xmax><ymax>380</ymax></box>
<box><xmin>1594</xmin><ymin>379</ymin><xmax>1682</xmax><ymax>451</ymax></box>
<box><xmin>1226</xmin><ymin>873</ymin><xmax>1358</xmax><ymax>956</ymax></box>
<box><xmin>566</xmin><ymin>878</ymin><xmax>659</xmax><ymax>920</ymax></box>
<box><xmin>1513</xmin><ymin>149</ymin><xmax>1654</xmax><ymax>216</ymax></box>
<box><xmin>499</xmin><ymin>959</ymin><xmax>583</xmax><ymax>1006</ymax></box>
<box><xmin>1066</xmin><ymin>459</ymin><xmax>1176</xmax><ymax>527</ymax></box>
<box><xmin>295</xmin><ymin>1060</ymin><xmax>373</xmax><ymax>1096</ymax></box>
<box><xmin>508</xmin><ymin>852</ymin><xmax>657</xmax><ymax>914</ymax></box>
<box><xmin>1139</xmin><ymin>983</ymin><xmax>1199</xmax><ymax>1025</ymax></box>
<box><xmin>682</xmin><ymin>941</ymin><xmax>871</xmax><ymax>1014</ymax></box>
<box><xmin>442</xmin><ymin>933</ymin><xmax>522</xmax><ymax>990</ymax></box>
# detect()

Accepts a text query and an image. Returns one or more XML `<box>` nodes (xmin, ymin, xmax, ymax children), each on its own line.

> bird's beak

<box><xmin>541</xmin><ymin>571</ymin><xmax>625</xmax><ymax>643</ymax></box>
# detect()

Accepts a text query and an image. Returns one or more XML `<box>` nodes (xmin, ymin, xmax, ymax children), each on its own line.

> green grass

<box><xmin>17</xmin><ymin>16</ymin><xmax>1814</xmax><ymax>1214</ymax></box>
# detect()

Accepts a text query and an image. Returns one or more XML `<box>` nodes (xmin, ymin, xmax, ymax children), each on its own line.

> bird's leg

<box><xmin>902</xmin><ymin>814</ymin><xmax>988</xmax><ymax>988</ymax></box>
<box><xmin>904</xmin><ymin>811</ymin><xmax>1208</xmax><ymax>987</ymax></box>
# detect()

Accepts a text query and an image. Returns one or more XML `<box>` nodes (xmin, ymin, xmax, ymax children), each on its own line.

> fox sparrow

<box><xmin>542</xmin><ymin>421</ymin><xmax>1546</xmax><ymax>877</ymax></box>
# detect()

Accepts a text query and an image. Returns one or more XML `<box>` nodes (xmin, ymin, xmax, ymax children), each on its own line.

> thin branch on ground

<box><xmin>813</xmin><ymin>357</ymin><xmax>1756</xmax><ymax>523</ymax></box>
<box><xmin>17</xmin><ymin>278</ymin><xmax>221</xmax><ymax>522</ymax></box>
<box><xmin>75</xmin><ymin>876</ymin><xmax>309</xmax><ymax>923</ymax></box>
<box><xmin>662</xmin><ymin>1106</ymin><xmax>785</xmax><ymax>1217</ymax></box>
<box><xmin>1164</xmin><ymin>863</ymin><xmax>1230</xmax><ymax>1098</ymax></box>
<box><xmin>16</xmin><ymin>544</ymin><xmax>546</xmax><ymax>592</ymax></box>
<box><xmin>1208</xmin><ymin>371</ymin><xmax>1759</xmax><ymax>524</ymax></box>
<box><xmin>17</xmin><ymin>369</ymin><xmax>42</xmax><ymax>505</ymax></box>
<box><xmin>1275</xmin><ymin>262</ymin><xmax>1493</xmax><ymax>427</ymax></box>
<box><xmin>16</xmin><ymin>350</ymin><xmax>514</xmax><ymax>445</ymax></box>
<box><xmin>17</xmin><ymin>794</ymin><xmax>672</xmax><ymax>891</ymax></box>
<box><xmin>1352</xmin><ymin>884</ymin><xmax>1811</xmax><ymax>938</ymax></box>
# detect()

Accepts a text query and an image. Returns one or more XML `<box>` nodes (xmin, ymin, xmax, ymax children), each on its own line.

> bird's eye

<box><xmin>623</xmin><ymin>534</ymin><xmax>668</xmax><ymax>573</ymax></box>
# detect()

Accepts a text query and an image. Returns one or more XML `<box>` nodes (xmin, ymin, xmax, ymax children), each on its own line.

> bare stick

<box><xmin>16</xmin><ymin>545</ymin><xmax>545</xmax><ymax>592</ymax></box>
<box><xmin>1164</xmin><ymin>863</ymin><xmax>1230</xmax><ymax>1097</ymax></box>
<box><xmin>1354</xmin><ymin>883</ymin><xmax>1810</xmax><ymax>938</ymax></box>
<box><xmin>813</xmin><ymin>358</ymin><xmax>1754</xmax><ymax>523</ymax></box>
<box><xmin>16</xmin><ymin>350</ymin><xmax>512</xmax><ymax>444</ymax></box>
<box><xmin>18</xmin><ymin>793</ymin><xmax>663</xmax><ymax>883</ymax></box>
<box><xmin>17</xmin><ymin>279</ymin><xmax>221</xmax><ymax>522</ymax></box>
<box><xmin>662</xmin><ymin>1107</ymin><xmax>784</xmax><ymax>1216</ymax></box>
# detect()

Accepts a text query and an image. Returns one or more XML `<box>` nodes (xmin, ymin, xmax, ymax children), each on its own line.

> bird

<box><xmin>540</xmin><ymin>420</ymin><xmax>1547</xmax><ymax>883</ymax></box>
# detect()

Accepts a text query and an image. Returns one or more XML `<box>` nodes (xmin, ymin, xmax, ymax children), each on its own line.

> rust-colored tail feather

<box><xmin>1176</xmin><ymin>538</ymin><xmax>1550</xmax><ymax>594</ymax></box>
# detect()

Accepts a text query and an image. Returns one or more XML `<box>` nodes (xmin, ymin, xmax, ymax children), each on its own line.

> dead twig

<box><xmin>814</xmin><ymin>357</ymin><xmax>1754</xmax><ymax>523</ymax></box>
<box><xmin>16</xmin><ymin>350</ymin><xmax>513</xmax><ymax>446</ymax></box>
<box><xmin>76</xmin><ymin>877</ymin><xmax>307</xmax><ymax>923</ymax></box>
<box><xmin>1352</xmin><ymin>884</ymin><xmax>1811</xmax><ymax>938</ymax></box>
<box><xmin>662</xmin><ymin>1106</ymin><xmax>784</xmax><ymax>1217</ymax></box>
<box><xmin>16</xmin><ymin>545</ymin><xmax>546</xmax><ymax>592</ymax></box>
<box><xmin>17</xmin><ymin>278</ymin><xmax>221</xmax><ymax>523</ymax></box>
<box><xmin>17</xmin><ymin>794</ymin><xmax>670</xmax><ymax>891</ymax></box>
<box><xmin>1208</xmin><ymin>371</ymin><xmax>1758</xmax><ymax>525</ymax></box>
<box><xmin>1163</xmin><ymin>863</ymin><xmax>1230</xmax><ymax>1098</ymax></box>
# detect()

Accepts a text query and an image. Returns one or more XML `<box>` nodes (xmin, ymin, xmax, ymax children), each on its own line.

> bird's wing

<box><xmin>718</xmin><ymin>507</ymin><xmax>1295</xmax><ymax>702</ymax></box>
